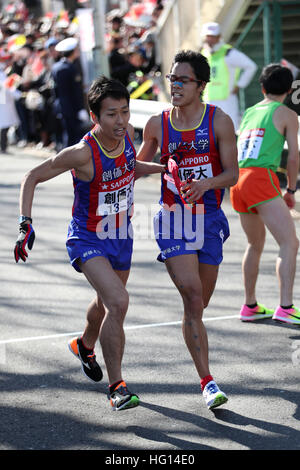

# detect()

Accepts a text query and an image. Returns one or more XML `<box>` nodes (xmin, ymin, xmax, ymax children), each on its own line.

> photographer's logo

<box><xmin>291</xmin><ymin>80</ymin><xmax>300</xmax><ymax>105</ymax></box>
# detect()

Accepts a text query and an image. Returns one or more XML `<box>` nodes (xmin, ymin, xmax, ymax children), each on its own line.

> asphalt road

<box><xmin>0</xmin><ymin>147</ymin><xmax>299</xmax><ymax>454</ymax></box>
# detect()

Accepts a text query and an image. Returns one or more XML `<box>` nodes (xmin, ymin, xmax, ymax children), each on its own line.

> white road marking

<box><xmin>0</xmin><ymin>315</ymin><xmax>239</xmax><ymax>345</ymax></box>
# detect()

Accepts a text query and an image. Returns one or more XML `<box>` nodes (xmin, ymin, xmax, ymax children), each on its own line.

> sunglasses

<box><xmin>166</xmin><ymin>74</ymin><xmax>203</xmax><ymax>85</ymax></box>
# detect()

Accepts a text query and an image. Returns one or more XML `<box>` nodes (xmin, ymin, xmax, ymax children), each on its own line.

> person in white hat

<box><xmin>201</xmin><ymin>22</ymin><xmax>257</xmax><ymax>132</ymax></box>
<box><xmin>52</xmin><ymin>36</ymin><xmax>89</xmax><ymax>147</ymax></box>
<box><xmin>55</xmin><ymin>37</ymin><xmax>78</xmax><ymax>54</ymax></box>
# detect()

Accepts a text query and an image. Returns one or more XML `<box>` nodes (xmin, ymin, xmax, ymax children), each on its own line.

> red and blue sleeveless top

<box><xmin>71</xmin><ymin>127</ymin><xmax>136</xmax><ymax>232</ymax></box>
<box><xmin>161</xmin><ymin>104</ymin><xmax>224</xmax><ymax>213</ymax></box>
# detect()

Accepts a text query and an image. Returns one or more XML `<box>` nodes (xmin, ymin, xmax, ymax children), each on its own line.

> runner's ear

<box><xmin>90</xmin><ymin>111</ymin><xmax>98</xmax><ymax>124</ymax></box>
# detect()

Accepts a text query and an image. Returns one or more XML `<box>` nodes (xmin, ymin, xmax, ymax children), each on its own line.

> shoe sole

<box><xmin>68</xmin><ymin>339</ymin><xmax>103</xmax><ymax>383</ymax></box>
<box><xmin>208</xmin><ymin>394</ymin><xmax>228</xmax><ymax>410</ymax></box>
<box><xmin>111</xmin><ymin>395</ymin><xmax>140</xmax><ymax>411</ymax></box>
<box><xmin>273</xmin><ymin>316</ymin><xmax>300</xmax><ymax>325</ymax></box>
<box><xmin>240</xmin><ymin>313</ymin><xmax>273</xmax><ymax>321</ymax></box>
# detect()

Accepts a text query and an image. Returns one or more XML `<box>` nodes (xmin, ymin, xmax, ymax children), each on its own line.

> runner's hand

<box><xmin>182</xmin><ymin>178</ymin><xmax>211</xmax><ymax>203</ymax></box>
<box><xmin>283</xmin><ymin>192</ymin><xmax>295</xmax><ymax>210</ymax></box>
<box><xmin>14</xmin><ymin>223</ymin><xmax>35</xmax><ymax>263</ymax></box>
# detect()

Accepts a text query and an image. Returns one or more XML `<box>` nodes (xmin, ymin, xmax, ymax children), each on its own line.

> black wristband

<box><xmin>286</xmin><ymin>188</ymin><xmax>297</xmax><ymax>194</ymax></box>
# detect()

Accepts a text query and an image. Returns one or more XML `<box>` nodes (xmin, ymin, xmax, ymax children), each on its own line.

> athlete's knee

<box><xmin>280</xmin><ymin>234</ymin><xmax>299</xmax><ymax>255</ymax></box>
<box><xmin>247</xmin><ymin>237</ymin><xmax>265</xmax><ymax>255</ymax></box>
<box><xmin>181</xmin><ymin>285</ymin><xmax>204</xmax><ymax>313</ymax></box>
<box><xmin>101</xmin><ymin>289</ymin><xmax>129</xmax><ymax>316</ymax></box>
<box><xmin>290</xmin><ymin>235</ymin><xmax>300</xmax><ymax>256</ymax></box>
<box><xmin>112</xmin><ymin>290</ymin><xmax>129</xmax><ymax>315</ymax></box>
<box><xmin>291</xmin><ymin>235</ymin><xmax>300</xmax><ymax>258</ymax></box>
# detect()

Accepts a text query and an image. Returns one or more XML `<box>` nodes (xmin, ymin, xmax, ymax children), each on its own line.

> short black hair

<box><xmin>259</xmin><ymin>64</ymin><xmax>293</xmax><ymax>95</ymax></box>
<box><xmin>171</xmin><ymin>50</ymin><xmax>210</xmax><ymax>83</ymax></box>
<box><xmin>87</xmin><ymin>76</ymin><xmax>130</xmax><ymax>118</ymax></box>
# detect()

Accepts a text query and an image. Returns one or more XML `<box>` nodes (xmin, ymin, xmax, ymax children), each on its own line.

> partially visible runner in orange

<box><xmin>230</xmin><ymin>63</ymin><xmax>300</xmax><ymax>324</ymax></box>
<box><xmin>231</xmin><ymin>166</ymin><xmax>281</xmax><ymax>214</ymax></box>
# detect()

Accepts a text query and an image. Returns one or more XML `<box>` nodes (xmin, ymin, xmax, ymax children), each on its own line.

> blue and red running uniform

<box><xmin>66</xmin><ymin>127</ymin><xmax>136</xmax><ymax>272</ymax></box>
<box><xmin>154</xmin><ymin>104</ymin><xmax>230</xmax><ymax>265</ymax></box>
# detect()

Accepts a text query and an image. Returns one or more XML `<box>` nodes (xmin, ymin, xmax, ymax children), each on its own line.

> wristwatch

<box><xmin>19</xmin><ymin>215</ymin><xmax>32</xmax><ymax>224</ymax></box>
<box><xmin>286</xmin><ymin>188</ymin><xmax>297</xmax><ymax>194</ymax></box>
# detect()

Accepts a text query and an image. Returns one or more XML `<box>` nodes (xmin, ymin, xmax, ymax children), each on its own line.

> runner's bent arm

<box><xmin>283</xmin><ymin>108</ymin><xmax>299</xmax><ymax>209</ymax></box>
<box><xmin>136</xmin><ymin>115</ymin><xmax>161</xmax><ymax>162</ymax></box>
<box><xmin>214</xmin><ymin>109</ymin><xmax>239</xmax><ymax>187</ymax></box>
<box><xmin>19</xmin><ymin>142</ymin><xmax>91</xmax><ymax>217</ymax></box>
<box><xmin>183</xmin><ymin>109</ymin><xmax>239</xmax><ymax>203</ymax></box>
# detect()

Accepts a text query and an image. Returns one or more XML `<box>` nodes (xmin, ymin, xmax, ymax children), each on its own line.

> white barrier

<box><xmin>130</xmin><ymin>100</ymin><xmax>300</xmax><ymax>152</ymax></box>
<box><xmin>129</xmin><ymin>98</ymin><xmax>171</xmax><ymax>130</ymax></box>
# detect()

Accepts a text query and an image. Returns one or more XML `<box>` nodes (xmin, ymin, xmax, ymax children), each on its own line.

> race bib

<box><xmin>166</xmin><ymin>163</ymin><xmax>213</xmax><ymax>194</ymax></box>
<box><xmin>238</xmin><ymin>128</ymin><xmax>265</xmax><ymax>161</ymax></box>
<box><xmin>97</xmin><ymin>179</ymin><xmax>134</xmax><ymax>216</ymax></box>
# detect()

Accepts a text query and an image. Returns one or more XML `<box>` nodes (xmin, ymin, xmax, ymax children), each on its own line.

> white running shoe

<box><xmin>203</xmin><ymin>380</ymin><xmax>228</xmax><ymax>410</ymax></box>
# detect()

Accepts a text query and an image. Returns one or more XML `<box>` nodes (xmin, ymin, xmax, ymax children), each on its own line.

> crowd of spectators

<box><xmin>0</xmin><ymin>0</ymin><xmax>164</xmax><ymax>154</ymax></box>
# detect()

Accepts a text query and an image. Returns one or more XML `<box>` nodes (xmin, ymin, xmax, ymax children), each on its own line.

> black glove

<box><xmin>14</xmin><ymin>222</ymin><xmax>35</xmax><ymax>263</ymax></box>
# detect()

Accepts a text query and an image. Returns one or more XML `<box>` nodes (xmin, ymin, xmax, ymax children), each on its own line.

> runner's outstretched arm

<box><xmin>135</xmin><ymin>160</ymin><xmax>164</xmax><ymax>179</ymax></box>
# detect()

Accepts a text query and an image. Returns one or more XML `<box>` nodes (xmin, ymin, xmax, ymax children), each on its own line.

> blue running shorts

<box><xmin>66</xmin><ymin>219</ymin><xmax>133</xmax><ymax>272</ymax></box>
<box><xmin>153</xmin><ymin>207</ymin><xmax>229</xmax><ymax>265</ymax></box>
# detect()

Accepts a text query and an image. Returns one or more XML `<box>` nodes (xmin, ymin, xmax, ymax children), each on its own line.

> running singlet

<box><xmin>160</xmin><ymin>104</ymin><xmax>224</xmax><ymax>213</ymax></box>
<box><xmin>237</xmin><ymin>101</ymin><xmax>285</xmax><ymax>172</ymax></box>
<box><xmin>71</xmin><ymin>128</ymin><xmax>136</xmax><ymax>232</ymax></box>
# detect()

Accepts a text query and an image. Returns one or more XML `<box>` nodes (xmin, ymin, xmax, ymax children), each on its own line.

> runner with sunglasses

<box><xmin>137</xmin><ymin>50</ymin><xmax>238</xmax><ymax>410</ymax></box>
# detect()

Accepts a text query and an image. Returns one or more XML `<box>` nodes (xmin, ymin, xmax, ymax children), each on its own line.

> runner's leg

<box><xmin>197</xmin><ymin>263</ymin><xmax>219</xmax><ymax>371</ymax></box>
<box><xmin>198</xmin><ymin>263</ymin><xmax>219</xmax><ymax>308</ymax></box>
<box><xmin>257</xmin><ymin>197</ymin><xmax>299</xmax><ymax>306</ymax></box>
<box><xmin>165</xmin><ymin>254</ymin><xmax>210</xmax><ymax>379</ymax></box>
<box><xmin>239</xmin><ymin>212</ymin><xmax>266</xmax><ymax>305</ymax></box>
<box><xmin>81</xmin><ymin>269</ymin><xmax>129</xmax><ymax>350</ymax></box>
<box><xmin>78</xmin><ymin>256</ymin><xmax>130</xmax><ymax>385</ymax></box>
<box><xmin>81</xmin><ymin>298</ymin><xmax>105</xmax><ymax>349</ymax></box>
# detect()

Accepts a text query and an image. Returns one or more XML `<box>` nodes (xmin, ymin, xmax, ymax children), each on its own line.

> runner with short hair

<box><xmin>14</xmin><ymin>76</ymin><xmax>164</xmax><ymax>411</ymax></box>
<box><xmin>230</xmin><ymin>63</ymin><xmax>300</xmax><ymax>324</ymax></box>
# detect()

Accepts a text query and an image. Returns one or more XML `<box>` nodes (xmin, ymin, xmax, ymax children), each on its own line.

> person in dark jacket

<box><xmin>52</xmin><ymin>37</ymin><xmax>89</xmax><ymax>147</ymax></box>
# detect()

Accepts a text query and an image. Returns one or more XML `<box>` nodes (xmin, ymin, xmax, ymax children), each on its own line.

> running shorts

<box><xmin>230</xmin><ymin>167</ymin><xmax>282</xmax><ymax>214</ymax></box>
<box><xmin>66</xmin><ymin>219</ymin><xmax>133</xmax><ymax>272</ymax></box>
<box><xmin>153</xmin><ymin>206</ymin><xmax>229</xmax><ymax>266</ymax></box>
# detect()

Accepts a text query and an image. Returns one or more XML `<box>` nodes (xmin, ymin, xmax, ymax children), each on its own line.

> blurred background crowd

<box><xmin>0</xmin><ymin>0</ymin><xmax>165</xmax><ymax>153</ymax></box>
